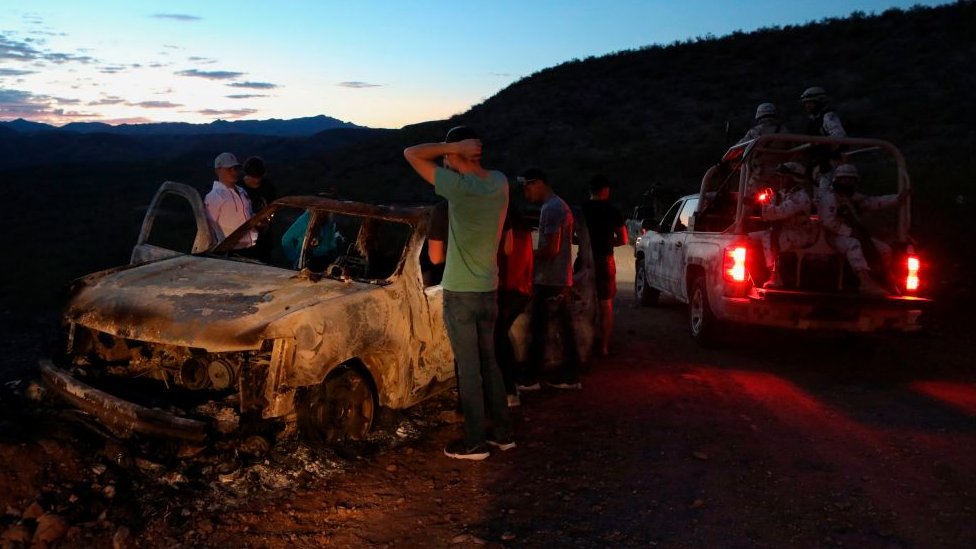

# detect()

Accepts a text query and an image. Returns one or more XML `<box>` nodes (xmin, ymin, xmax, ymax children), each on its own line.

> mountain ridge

<box><xmin>0</xmin><ymin>114</ymin><xmax>365</xmax><ymax>137</ymax></box>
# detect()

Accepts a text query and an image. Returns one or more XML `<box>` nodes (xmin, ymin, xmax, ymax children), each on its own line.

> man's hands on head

<box><xmin>453</xmin><ymin>138</ymin><xmax>482</xmax><ymax>161</ymax></box>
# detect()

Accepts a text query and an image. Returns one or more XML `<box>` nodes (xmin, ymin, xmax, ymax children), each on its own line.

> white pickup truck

<box><xmin>634</xmin><ymin>134</ymin><xmax>929</xmax><ymax>345</ymax></box>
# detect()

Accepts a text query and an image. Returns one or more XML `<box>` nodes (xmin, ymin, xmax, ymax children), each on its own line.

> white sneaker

<box><xmin>516</xmin><ymin>382</ymin><xmax>541</xmax><ymax>392</ymax></box>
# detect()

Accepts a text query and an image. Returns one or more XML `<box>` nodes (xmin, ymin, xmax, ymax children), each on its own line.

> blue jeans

<box><xmin>525</xmin><ymin>284</ymin><xmax>581</xmax><ymax>384</ymax></box>
<box><xmin>495</xmin><ymin>290</ymin><xmax>531</xmax><ymax>396</ymax></box>
<box><xmin>443</xmin><ymin>290</ymin><xmax>512</xmax><ymax>446</ymax></box>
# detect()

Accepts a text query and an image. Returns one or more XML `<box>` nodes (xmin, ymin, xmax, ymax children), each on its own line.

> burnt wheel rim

<box><xmin>635</xmin><ymin>263</ymin><xmax>646</xmax><ymax>298</ymax></box>
<box><xmin>308</xmin><ymin>370</ymin><xmax>374</xmax><ymax>443</ymax></box>
<box><xmin>690</xmin><ymin>287</ymin><xmax>704</xmax><ymax>335</ymax></box>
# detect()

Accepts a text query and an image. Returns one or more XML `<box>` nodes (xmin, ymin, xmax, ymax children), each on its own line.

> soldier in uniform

<box><xmin>817</xmin><ymin>164</ymin><xmax>908</xmax><ymax>296</ymax></box>
<box><xmin>737</xmin><ymin>102</ymin><xmax>790</xmax><ymax>144</ymax></box>
<box><xmin>750</xmin><ymin>162</ymin><xmax>819</xmax><ymax>288</ymax></box>
<box><xmin>801</xmin><ymin>86</ymin><xmax>846</xmax><ymax>138</ymax></box>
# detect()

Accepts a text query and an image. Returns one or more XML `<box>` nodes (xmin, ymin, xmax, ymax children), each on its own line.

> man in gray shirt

<box><xmin>518</xmin><ymin>168</ymin><xmax>581</xmax><ymax>390</ymax></box>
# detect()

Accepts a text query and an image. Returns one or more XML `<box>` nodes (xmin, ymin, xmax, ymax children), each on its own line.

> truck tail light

<box><xmin>905</xmin><ymin>255</ymin><xmax>920</xmax><ymax>292</ymax></box>
<box><xmin>724</xmin><ymin>245</ymin><xmax>748</xmax><ymax>283</ymax></box>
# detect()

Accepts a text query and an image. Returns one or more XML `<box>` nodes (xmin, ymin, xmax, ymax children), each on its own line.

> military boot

<box><xmin>763</xmin><ymin>269</ymin><xmax>784</xmax><ymax>289</ymax></box>
<box><xmin>857</xmin><ymin>270</ymin><xmax>888</xmax><ymax>297</ymax></box>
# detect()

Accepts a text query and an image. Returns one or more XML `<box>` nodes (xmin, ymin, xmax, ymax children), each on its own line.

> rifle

<box><xmin>837</xmin><ymin>200</ymin><xmax>897</xmax><ymax>292</ymax></box>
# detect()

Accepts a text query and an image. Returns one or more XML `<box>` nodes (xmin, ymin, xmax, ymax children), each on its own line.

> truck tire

<box><xmin>635</xmin><ymin>259</ymin><xmax>661</xmax><ymax>306</ymax></box>
<box><xmin>297</xmin><ymin>366</ymin><xmax>375</xmax><ymax>445</ymax></box>
<box><xmin>689</xmin><ymin>275</ymin><xmax>721</xmax><ymax>347</ymax></box>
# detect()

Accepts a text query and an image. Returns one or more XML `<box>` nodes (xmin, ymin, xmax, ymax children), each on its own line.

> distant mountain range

<box><xmin>0</xmin><ymin>114</ymin><xmax>363</xmax><ymax>137</ymax></box>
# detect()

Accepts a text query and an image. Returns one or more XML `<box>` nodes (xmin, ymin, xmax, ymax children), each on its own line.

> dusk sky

<box><xmin>0</xmin><ymin>1</ymin><xmax>950</xmax><ymax>129</ymax></box>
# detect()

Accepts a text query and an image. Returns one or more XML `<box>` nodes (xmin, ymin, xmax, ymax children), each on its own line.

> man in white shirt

<box><xmin>205</xmin><ymin>152</ymin><xmax>257</xmax><ymax>249</ymax></box>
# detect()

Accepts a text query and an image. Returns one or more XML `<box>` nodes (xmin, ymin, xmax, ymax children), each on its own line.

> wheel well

<box><xmin>326</xmin><ymin>358</ymin><xmax>379</xmax><ymax>405</ymax></box>
<box><xmin>686</xmin><ymin>265</ymin><xmax>705</xmax><ymax>295</ymax></box>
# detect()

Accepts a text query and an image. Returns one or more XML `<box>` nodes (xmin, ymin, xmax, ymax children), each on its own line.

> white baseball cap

<box><xmin>214</xmin><ymin>152</ymin><xmax>240</xmax><ymax>169</ymax></box>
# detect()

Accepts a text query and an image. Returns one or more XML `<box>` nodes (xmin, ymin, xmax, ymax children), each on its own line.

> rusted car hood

<box><xmin>65</xmin><ymin>255</ymin><xmax>370</xmax><ymax>351</ymax></box>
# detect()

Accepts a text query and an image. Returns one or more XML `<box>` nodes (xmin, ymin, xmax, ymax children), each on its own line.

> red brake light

<box><xmin>756</xmin><ymin>187</ymin><xmax>773</xmax><ymax>204</ymax></box>
<box><xmin>906</xmin><ymin>255</ymin><xmax>920</xmax><ymax>292</ymax></box>
<box><xmin>724</xmin><ymin>246</ymin><xmax>748</xmax><ymax>282</ymax></box>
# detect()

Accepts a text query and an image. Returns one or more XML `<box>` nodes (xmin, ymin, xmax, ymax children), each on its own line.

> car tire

<box><xmin>689</xmin><ymin>275</ymin><xmax>721</xmax><ymax>347</ymax></box>
<box><xmin>635</xmin><ymin>259</ymin><xmax>661</xmax><ymax>307</ymax></box>
<box><xmin>298</xmin><ymin>366</ymin><xmax>375</xmax><ymax>445</ymax></box>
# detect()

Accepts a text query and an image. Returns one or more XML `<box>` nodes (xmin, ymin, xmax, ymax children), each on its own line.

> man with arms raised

<box><xmin>404</xmin><ymin>127</ymin><xmax>514</xmax><ymax>461</ymax></box>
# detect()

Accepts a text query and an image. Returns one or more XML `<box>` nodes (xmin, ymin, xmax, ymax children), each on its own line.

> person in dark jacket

<box><xmin>241</xmin><ymin>156</ymin><xmax>277</xmax><ymax>262</ymax></box>
<box><xmin>581</xmin><ymin>175</ymin><xmax>627</xmax><ymax>356</ymax></box>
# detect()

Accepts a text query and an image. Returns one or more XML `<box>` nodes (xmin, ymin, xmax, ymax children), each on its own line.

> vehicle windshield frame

<box><xmin>208</xmin><ymin>198</ymin><xmax>424</xmax><ymax>285</ymax></box>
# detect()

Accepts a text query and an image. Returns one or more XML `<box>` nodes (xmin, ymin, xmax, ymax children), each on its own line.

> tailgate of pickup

<box><xmin>721</xmin><ymin>289</ymin><xmax>930</xmax><ymax>331</ymax></box>
<box><xmin>39</xmin><ymin>360</ymin><xmax>208</xmax><ymax>442</ymax></box>
<box><xmin>754</xmin><ymin>288</ymin><xmax>931</xmax><ymax>308</ymax></box>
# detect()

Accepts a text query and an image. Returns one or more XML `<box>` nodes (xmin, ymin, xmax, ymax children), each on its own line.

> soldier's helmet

<box><xmin>755</xmin><ymin>102</ymin><xmax>778</xmax><ymax>120</ymax></box>
<box><xmin>776</xmin><ymin>162</ymin><xmax>808</xmax><ymax>182</ymax></box>
<box><xmin>800</xmin><ymin>86</ymin><xmax>829</xmax><ymax>103</ymax></box>
<box><xmin>831</xmin><ymin>164</ymin><xmax>859</xmax><ymax>196</ymax></box>
<box><xmin>832</xmin><ymin>163</ymin><xmax>859</xmax><ymax>181</ymax></box>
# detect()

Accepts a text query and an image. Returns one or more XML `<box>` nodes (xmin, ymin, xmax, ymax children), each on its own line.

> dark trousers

<box><xmin>495</xmin><ymin>290</ymin><xmax>531</xmax><ymax>396</ymax></box>
<box><xmin>525</xmin><ymin>284</ymin><xmax>581</xmax><ymax>384</ymax></box>
<box><xmin>443</xmin><ymin>290</ymin><xmax>512</xmax><ymax>446</ymax></box>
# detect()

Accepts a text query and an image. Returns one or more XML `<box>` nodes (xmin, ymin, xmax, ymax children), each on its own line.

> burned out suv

<box><xmin>41</xmin><ymin>183</ymin><xmax>597</xmax><ymax>444</ymax></box>
<box><xmin>634</xmin><ymin>134</ymin><xmax>929</xmax><ymax>345</ymax></box>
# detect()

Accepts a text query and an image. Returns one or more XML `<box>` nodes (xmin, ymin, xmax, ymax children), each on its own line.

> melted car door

<box><xmin>131</xmin><ymin>182</ymin><xmax>216</xmax><ymax>264</ymax></box>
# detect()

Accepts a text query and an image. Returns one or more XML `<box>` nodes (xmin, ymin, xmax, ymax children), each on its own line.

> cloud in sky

<box><xmin>226</xmin><ymin>94</ymin><xmax>269</xmax><ymax>99</ymax></box>
<box><xmin>151</xmin><ymin>14</ymin><xmax>201</xmax><ymax>22</ymax></box>
<box><xmin>227</xmin><ymin>81</ymin><xmax>278</xmax><ymax>90</ymax></box>
<box><xmin>44</xmin><ymin>51</ymin><xmax>96</xmax><ymax>64</ymax></box>
<box><xmin>87</xmin><ymin>96</ymin><xmax>126</xmax><ymax>106</ymax></box>
<box><xmin>130</xmin><ymin>101</ymin><xmax>182</xmax><ymax>109</ymax></box>
<box><xmin>0</xmin><ymin>89</ymin><xmax>50</xmax><ymax>116</ymax></box>
<box><xmin>99</xmin><ymin>65</ymin><xmax>128</xmax><ymax>74</ymax></box>
<box><xmin>51</xmin><ymin>108</ymin><xmax>98</xmax><ymax>118</ymax></box>
<box><xmin>187</xmin><ymin>56</ymin><xmax>216</xmax><ymax>64</ymax></box>
<box><xmin>0</xmin><ymin>34</ymin><xmax>42</xmax><ymax>61</ymax></box>
<box><xmin>0</xmin><ymin>33</ymin><xmax>96</xmax><ymax>65</ymax></box>
<box><xmin>197</xmin><ymin>108</ymin><xmax>258</xmax><ymax>118</ymax></box>
<box><xmin>0</xmin><ymin>68</ymin><xmax>37</xmax><ymax>76</ymax></box>
<box><xmin>176</xmin><ymin>69</ymin><xmax>244</xmax><ymax>80</ymax></box>
<box><xmin>0</xmin><ymin>89</ymin><xmax>97</xmax><ymax>120</ymax></box>
<box><xmin>337</xmin><ymin>81</ymin><xmax>382</xmax><ymax>89</ymax></box>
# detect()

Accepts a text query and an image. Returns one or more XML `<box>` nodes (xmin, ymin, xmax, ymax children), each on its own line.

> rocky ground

<box><xmin>1</xmin><ymin>249</ymin><xmax>974</xmax><ymax>548</ymax></box>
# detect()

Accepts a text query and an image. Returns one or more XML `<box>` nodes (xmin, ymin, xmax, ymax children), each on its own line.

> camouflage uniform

<box><xmin>738</xmin><ymin>102</ymin><xmax>790</xmax><ymax>145</ymax></box>
<box><xmin>807</xmin><ymin>108</ymin><xmax>846</xmax><ymax>138</ymax></box>
<box><xmin>817</xmin><ymin>186</ymin><xmax>898</xmax><ymax>271</ymax></box>
<box><xmin>738</xmin><ymin>119</ymin><xmax>790</xmax><ymax>144</ymax></box>
<box><xmin>751</xmin><ymin>185</ymin><xmax>818</xmax><ymax>270</ymax></box>
<box><xmin>800</xmin><ymin>87</ymin><xmax>846</xmax><ymax>138</ymax></box>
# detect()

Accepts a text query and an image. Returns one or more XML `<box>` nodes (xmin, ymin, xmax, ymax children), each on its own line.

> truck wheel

<box><xmin>635</xmin><ymin>260</ymin><xmax>660</xmax><ymax>306</ymax></box>
<box><xmin>298</xmin><ymin>366</ymin><xmax>375</xmax><ymax>445</ymax></box>
<box><xmin>689</xmin><ymin>275</ymin><xmax>720</xmax><ymax>347</ymax></box>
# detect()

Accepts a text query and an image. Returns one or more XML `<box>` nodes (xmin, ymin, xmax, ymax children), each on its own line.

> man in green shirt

<box><xmin>404</xmin><ymin>126</ymin><xmax>514</xmax><ymax>461</ymax></box>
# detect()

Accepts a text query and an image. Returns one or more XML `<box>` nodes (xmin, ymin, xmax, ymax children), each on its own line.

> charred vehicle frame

<box><xmin>41</xmin><ymin>182</ymin><xmax>597</xmax><ymax>445</ymax></box>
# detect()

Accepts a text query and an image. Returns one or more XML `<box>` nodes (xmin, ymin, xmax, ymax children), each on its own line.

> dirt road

<box><xmin>2</xmin><ymin>247</ymin><xmax>974</xmax><ymax>548</ymax></box>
